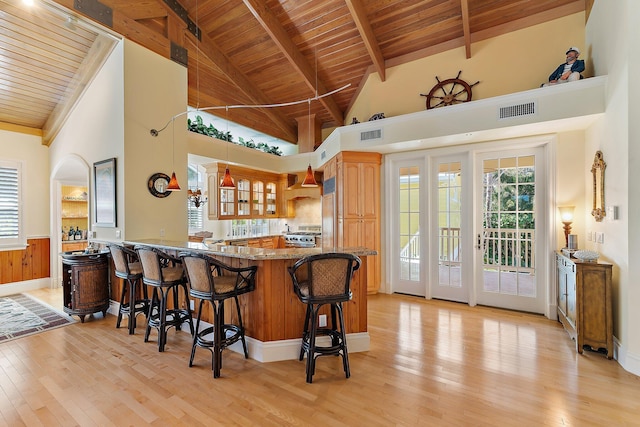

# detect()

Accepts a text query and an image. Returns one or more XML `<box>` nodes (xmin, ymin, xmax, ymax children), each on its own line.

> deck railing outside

<box><xmin>400</xmin><ymin>228</ymin><xmax>535</xmax><ymax>271</ymax></box>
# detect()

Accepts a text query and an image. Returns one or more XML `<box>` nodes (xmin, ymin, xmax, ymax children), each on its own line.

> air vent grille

<box><xmin>499</xmin><ymin>101</ymin><xmax>536</xmax><ymax>119</ymax></box>
<box><xmin>360</xmin><ymin>129</ymin><xmax>382</xmax><ymax>141</ymax></box>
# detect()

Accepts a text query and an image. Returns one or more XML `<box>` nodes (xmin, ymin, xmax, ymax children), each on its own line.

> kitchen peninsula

<box><xmin>125</xmin><ymin>239</ymin><xmax>376</xmax><ymax>362</ymax></box>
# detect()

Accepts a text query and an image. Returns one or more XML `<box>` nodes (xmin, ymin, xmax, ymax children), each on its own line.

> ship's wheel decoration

<box><xmin>420</xmin><ymin>70</ymin><xmax>479</xmax><ymax>109</ymax></box>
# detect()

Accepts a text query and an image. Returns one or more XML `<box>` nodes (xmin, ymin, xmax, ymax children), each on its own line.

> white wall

<box><xmin>585</xmin><ymin>0</ymin><xmax>639</xmax><ymax>375</ymax></box>
<box><xmin>49</xmin><ymin>40</ymin><xmax>125</xmax><ymax>242</ymax></box>
<box><xmin>0</xmin><ymin>130</ymin><xmax>49</xmax><ymax>238</ymax></box>
<box><xmin>348</xmin><ymin>13</ymin><xmax>586</xmax><ymax>125</ymax></box>
<box><xmin>122</xmin><ymin>41</ymin><xmax>188</xmax><ymax>241</ymax></box>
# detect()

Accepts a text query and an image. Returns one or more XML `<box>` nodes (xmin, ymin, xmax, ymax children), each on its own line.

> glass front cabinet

<box><xmin>208</xmin><ymin>164</ymin><xmax>287</xmax><ymax>220</ymax></box>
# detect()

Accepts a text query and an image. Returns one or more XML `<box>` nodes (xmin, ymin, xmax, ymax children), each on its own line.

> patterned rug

<box><xmin>0</xmin><ymin>293</ymin><xmax>75</xmax><ymax>343</ymax></box>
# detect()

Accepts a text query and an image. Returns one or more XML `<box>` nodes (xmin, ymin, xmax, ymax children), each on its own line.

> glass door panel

<box><xmin>252</xmin><ymin>181</ymin><xmax>264</xmax><ymax>216</ymax></box>
<box><xmin>476</xmin><ymin>150</ymin><xmax>545</xmax><ymax>313</ymax></box>
<box><xmin>432</xmin><ymin>159</ymin><xmax>468</xmax><ymax>302</ymax></box>
<box><xmin>394</xmin><ymin>165</ymin><xmax>423</xmax><ymax>295</ymax></box>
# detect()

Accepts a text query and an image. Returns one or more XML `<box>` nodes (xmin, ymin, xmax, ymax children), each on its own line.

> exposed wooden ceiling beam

<box><xmin>156</xmin><ymin>0</ymin><xmax>298</xmax><ymax>141</ymax></box>
<box><xmin>181</xmin><ymin>30</ymin><xmax>297</xmax><ymax>141</ymax></box>
<box><xmin>51</xmin><ymin>0</ymin><xmax>297</xmax><ymax>142</ymax></box>
<box><xmin>241</xmin><ymin>0</ymin><xmax>344</xmax><ymax>127</ymax></box>
<box><xmin>460</xmin><ymin>0</ymin><xmax>471</xmax><ymax>59</ymax></box>
<box><xmin>344</xmin><ymin>0</ymin><xmax>385</xmax><ymax>81</ymax></box>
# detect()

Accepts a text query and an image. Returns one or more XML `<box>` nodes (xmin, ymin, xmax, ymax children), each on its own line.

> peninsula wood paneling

<box><xmin>0</xmin><ymin>238</ymin><xmax>50</xmax><ymax>285</ymax></box>
<box><xmin>208</xmin><ymin>254</ymin><xmax>368</xmax><ymax>343</ymax></box>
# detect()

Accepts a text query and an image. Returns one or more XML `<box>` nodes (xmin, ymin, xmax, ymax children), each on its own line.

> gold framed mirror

<box><xmin>591</xmin><ymin>150</ymin><xmax>606</xmax><ymax>221</ymax></box>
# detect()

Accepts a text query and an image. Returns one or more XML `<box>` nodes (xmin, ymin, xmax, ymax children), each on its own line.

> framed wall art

<box><xmin>93</xmin><ymin>157</ymin><xmax>117</xmax><ymax>227</ymax></box>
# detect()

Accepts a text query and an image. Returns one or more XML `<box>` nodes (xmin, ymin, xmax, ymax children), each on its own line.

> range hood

<box><xmin>285</xmin><ymin>172</ymin><xmax>323</xmax><ymax>200</ymax></box>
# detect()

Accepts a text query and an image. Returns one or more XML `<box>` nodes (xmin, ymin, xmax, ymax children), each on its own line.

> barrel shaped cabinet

<box><xmin>61</xmin><ymin>251</ymin><xmax>110</xmax><ymax>322</ymax></box>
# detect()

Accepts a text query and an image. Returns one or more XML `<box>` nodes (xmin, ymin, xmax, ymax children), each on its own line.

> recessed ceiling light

<box><xmin>22</xmin><ymin>0</ymin><xmax>35</xmax><ymax>5</ymax></box>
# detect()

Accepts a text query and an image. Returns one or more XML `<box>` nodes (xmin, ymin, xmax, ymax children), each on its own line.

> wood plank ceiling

<box><xmin>0</xmin><ymin>0</ymin><xmax>586</xmax><ymax>146</ymax></box>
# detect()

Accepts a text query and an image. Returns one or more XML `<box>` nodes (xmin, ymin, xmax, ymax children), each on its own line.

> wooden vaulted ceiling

<box><xmin>0</xmin><ymin>0</ymin><xmax>586</xmax><ymax>146</ymax></box>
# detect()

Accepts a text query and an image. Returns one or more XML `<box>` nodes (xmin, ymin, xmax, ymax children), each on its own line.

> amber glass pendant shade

<box><xmin>220</xmin><ymin>167</ymin><xmax>236</xmax><ymax>189</ymax></box>
<box><xmin>301</xmin><ymin>164</ymin><xmax>318</xmax><ymax>187</ymax></box>
<box><xmin>167</xmin><ymin>171</ymin><xmax>181</xmax><ymax>191</ymax></box>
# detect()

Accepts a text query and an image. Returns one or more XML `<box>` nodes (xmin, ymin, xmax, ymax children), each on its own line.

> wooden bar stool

<box><xmin>136</xmin><ymin>246</ymin><xmax>194</xmax><ymax>352</ymax></box>
<box><xmin>180</xmin><ymin>252</ymin><xmax>257</xmax><ymax>378</ymax></box>
<box><xmin>108</xmin><ymin>244</ymin><xmax>149</xmax><ymax>334</ymax></box>
<box><xmin>288</xmin><ymin>253</ymin><xmax>361</xmax><ymax>383</ymax></box>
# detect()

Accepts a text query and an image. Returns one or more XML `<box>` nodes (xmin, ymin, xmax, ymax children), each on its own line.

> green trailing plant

<box><xmin>187</xmin><ymin>115</ymin><xmax>282</xmax><ymax>156</ymax></box>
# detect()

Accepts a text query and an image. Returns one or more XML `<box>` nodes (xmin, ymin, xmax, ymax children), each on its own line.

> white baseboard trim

<box><xmin>190</xmin><ymin>319</ymin><xmax>370</xmax><ymax>362</ymax></box>
<box><xmin>613</xmin><ymin>335</ymin><xmax>640</xmax><ymax>377</ymax></box>
<box><xmin>0</xmin><ymin>278</ymin><xmax>52</xmax><ymax>297</ymax></box>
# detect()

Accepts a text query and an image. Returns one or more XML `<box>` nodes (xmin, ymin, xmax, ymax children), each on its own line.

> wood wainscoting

<box><xmin>0</xmin><ymin>238</ymin><xmax>50</xmax><ymax>285</ymax></box>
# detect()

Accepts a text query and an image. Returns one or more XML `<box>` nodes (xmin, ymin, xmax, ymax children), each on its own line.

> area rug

<box><xmin>0</xmin><ymin>293</ymin><xmax>75</xmax><ymax>343</ymax></box>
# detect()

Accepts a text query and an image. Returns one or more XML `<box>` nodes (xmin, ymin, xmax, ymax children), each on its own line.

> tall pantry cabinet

<box><xmin>323</xmin><ymin>151</ymin><xmax>381</xmax><ymax>293</ymax></box>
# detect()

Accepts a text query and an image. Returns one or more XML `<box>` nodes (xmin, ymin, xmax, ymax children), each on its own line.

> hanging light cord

<box><xmin>150</xmin><ymin>83</ymin><xmax>350</xmax><ymax>136</ymax></box>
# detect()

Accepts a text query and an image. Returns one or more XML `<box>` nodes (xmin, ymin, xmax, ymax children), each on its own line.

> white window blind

<box><xmin>0</xmin><ymin>161</ymin><xmax>24</xmax><ymax>249</ymax></box>
<box><xmin>187</xmin><ymin>164</ymin><xmax>204</xmax><ymax>232</ymax></box>
<box><xmin>188</xmin><ymin>203</ymin><xmax>203</xmax><ymax>230</ymax></box>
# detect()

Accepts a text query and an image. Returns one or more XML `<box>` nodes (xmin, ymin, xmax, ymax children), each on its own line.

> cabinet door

<box><xmin>252</xmin><ymin>181</ymin><xmax>264</xmax><ymax>216</ymax></box>
<box><xmin>266</xmin><ymin>182</ymin><xmax>277</xmax><ymax>216</ymax></box>
<box><xmin>237</xmin><ymin>178</ymin><xmax>251</xmax><ymax>216</ymax></box>
<box><xmin>557</xmin><ymin>262</ymin><xmax>567</xmax><ymax>316</ymax></box>
<box><xmin>341</xmin><ymin>218</ymin><xmax>361</xmax><ymax>248</ymax></box>
<box><xmin>361</xmin><ymin>162</ymin><xmax>379</xmax><ymax>218</ymax></box>
<box><xmin>343</xmin><ymin>163</ymin><xmax>361</xmax><ymax>218</ymax></box>
<box><xmin>71</xmin><ymin>262</ymin><xmax>110</xmax><ymax>311</ymax></box>
<box><xmin>322</xmin><ymin>193</ymin><xmax>336</xmax><ymax>248</ymax></box>
<box><xmin>557</xmin><ymin>254</ymin><xmax>568</xmax><ymax>316</ymax></box>
<box><xmin>220</xmin><ymin>187</ymin><xmax>235</xmax><ymax>217</ymax></box>
<box><xmin>362</xmin><ymin>218</ymin><xmax>379</xmax><ymax>293</ymax></box>
<box><xmin>566</xmin><ymin>263</ymin><xmax>577</xmax><ymax>326</ymax></box>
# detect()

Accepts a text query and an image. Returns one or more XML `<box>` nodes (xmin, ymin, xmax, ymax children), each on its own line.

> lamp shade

<box><xmin>301</xmin><ymin>164</ymin><xmax>318</xmax><ymax>187</ymax></box>
<box><xmin>558</xmin><ymin>206</ymin><xmax>575</xmax><ymax>222</ymax></box>
<box><xmin>220</xmin><ymin>167</ymin><xmax>236</xmax><ymax>189</ymax></box>
<box><xmin>167</xmin><ymin>171</ymin><xmax>181</xmax><ymax>191</ymax></box>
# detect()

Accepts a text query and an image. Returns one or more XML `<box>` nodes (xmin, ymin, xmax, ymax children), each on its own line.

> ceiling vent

<box><xmin>360</xmin><ymin>129</ymin><xmax>382</xmax><ymax>141</ymax></box>
<box><xmin>498</xmin><ymin>101</ymin><xmax>537</xmax><ymax>120</ymax></box>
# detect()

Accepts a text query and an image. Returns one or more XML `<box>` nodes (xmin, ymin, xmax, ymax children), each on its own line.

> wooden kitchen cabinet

<box><xmin>207</xmin><ymin>164</ymin><xmax>285</xmax><ymax>219</ymax></box>
<box><xmin>556</xmin><ymin>252</ymin><xmax>613</xmax><ymax>358</ymax></box>
<box><xmin>326</xmin><ymin>151</ymin><xmax>382</xmax><ymax>293</ymax></box>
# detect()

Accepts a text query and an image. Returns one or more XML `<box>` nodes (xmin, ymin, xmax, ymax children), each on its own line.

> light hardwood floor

<box><xmin>1</xmin><ymin>288</ymin><xmax>639</xmax><ymax>426</ymax></box>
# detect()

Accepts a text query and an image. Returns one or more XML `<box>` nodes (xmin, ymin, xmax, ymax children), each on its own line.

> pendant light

<box><xmin>167</xmin><ymin>117</ymin><xmax>181</xmax><ymax>190</ymax></box>
<box><xmin>301</xmin><ymin>98</ymin><xmax>318</xmax><ymax>187</ymax></box>
<box><xmin>219</xmin><ymin>106</ymin><xmax>236</xmax><ymax>188</ymax></box>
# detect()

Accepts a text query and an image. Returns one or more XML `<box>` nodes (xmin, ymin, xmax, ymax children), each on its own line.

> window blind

<box><xmin>187</xmin><ymin>203</ymin><xmax>203</xmax><ymax>230</ymax></box>
<box><xmin>0</xmin><ymin>165</ymin><xmax>19</xmax><ymax>240</ymax></box>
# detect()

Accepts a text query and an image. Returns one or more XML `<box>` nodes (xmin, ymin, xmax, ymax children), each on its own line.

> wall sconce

<box><xmin>187</xmin><ymin>188</ymin><xmax>207</xmax><ymax>208</ymax></box>
<box><xmin>558</xmin><ymin>205</ymin><xmax>575</xmax><ymax>248</ymax></box>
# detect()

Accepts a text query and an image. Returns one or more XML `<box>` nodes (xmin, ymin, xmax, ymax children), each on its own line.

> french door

<box><xmin>430</xmin><ymin>155</ymin><xmax>469</xmax><ymax>302</ymax></box>
<box><xmin>393</xmin><ymin>161</ymin><xmax>425</xmax><ymax>296</ymax></box>
<box><xmin>474</xmin><ymin>148</ymin><xmax>546</xmax><ymax>313</ymax></box>
<box><xmin>390</xmin><ymin>145</ymin><xmax>548</xmax><ymax>314</ymax></box>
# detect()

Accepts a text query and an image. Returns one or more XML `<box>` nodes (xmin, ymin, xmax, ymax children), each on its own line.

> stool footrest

<box><xmin>194</xmin><ymin>324</ymin><xmax>244</xmax><ymax>349</ymax></box>
<box><xmin>302</xmin><ymin>328</ymin><xmax>345</xmax><ymax>355</ymax></box>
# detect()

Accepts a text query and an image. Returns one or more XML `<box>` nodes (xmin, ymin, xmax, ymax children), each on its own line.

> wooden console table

<box><xmin>556</xmin><ymin>251</ymin><xmax>613</xmax><ymax>358</ymax></box>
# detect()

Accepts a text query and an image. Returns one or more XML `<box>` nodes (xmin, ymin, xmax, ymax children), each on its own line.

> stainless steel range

<box><xmin>284</xmin><ymin>225</ymin><xmax>321</xmax><ymax>248</ymax></box>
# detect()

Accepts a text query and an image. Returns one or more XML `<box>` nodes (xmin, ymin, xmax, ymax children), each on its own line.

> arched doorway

<box><xmin>50</xmin><ymin>155</ymin><xmax>90</xmax><ymax>288</ymax></box>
